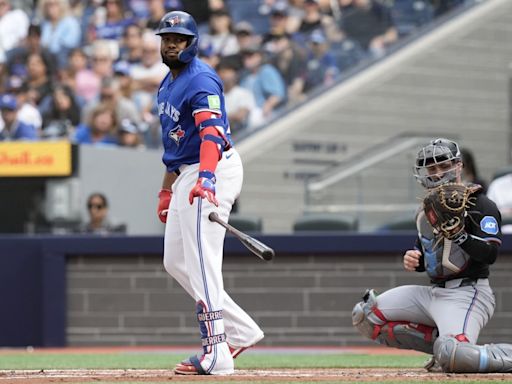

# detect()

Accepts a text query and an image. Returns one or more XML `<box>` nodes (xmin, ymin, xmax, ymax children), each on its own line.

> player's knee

<box><xmin>434</xmin><ymin>335</ymin><xmax>482</xmax><ymax>373</ymax></box>
<box><xmin>352</xmin><ymin>289</ymin><xmax>383</xmax><ymax>340</ymax></box>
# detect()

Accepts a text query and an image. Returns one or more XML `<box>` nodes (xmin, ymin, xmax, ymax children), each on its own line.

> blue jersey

<box><xmin>157</xmin><ymin>57</ymin><xmax>232</xmax><ymax>173</ymax></box>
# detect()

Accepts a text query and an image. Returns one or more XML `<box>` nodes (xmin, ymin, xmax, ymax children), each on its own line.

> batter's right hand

<box><xmin>157</xmin><ymin>189</ymin><xmax>172</xmax><ymax>223</ymax></box>
<box><xmin>403</xmin><ymin>249</ymin><xmax>421</xmax><ymax>271</ymax></box>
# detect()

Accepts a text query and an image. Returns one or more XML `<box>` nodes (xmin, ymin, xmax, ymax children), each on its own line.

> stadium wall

<box><xmin>1</xmin><ymin>234</ymin><xmax>511</xmax><ymax>347</ymax></box>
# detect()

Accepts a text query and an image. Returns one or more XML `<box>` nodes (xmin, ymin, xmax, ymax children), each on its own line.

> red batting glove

<box><xmin>157</xmin><ymin>189</ymin><xmax>172</xmax><ymax>223</ymax></box>
<box><xmin>188</xmin><ymin>171</ymin><xmax>218</xmax><ymax>206</ymax></box>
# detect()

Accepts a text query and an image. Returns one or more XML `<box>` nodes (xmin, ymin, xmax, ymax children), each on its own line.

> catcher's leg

<box><xmin>434</xmin><ymin>335</ymin><xmax>512</xmax><ymax>373</ymax></box>
<box><xmin>352</xmin><ymin>288</ymin><xmax>438</xmax><ymax>354</ymax></box>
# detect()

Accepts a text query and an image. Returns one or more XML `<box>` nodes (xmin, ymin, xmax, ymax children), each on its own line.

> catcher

<box><xmin>352</xmin><ymin>138</ymin><xmax>512</xmax><ymax>373</ymax></box>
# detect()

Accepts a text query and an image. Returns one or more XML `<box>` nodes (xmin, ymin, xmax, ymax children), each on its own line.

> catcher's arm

<box><xmin>456</xmin><ymin>196</ymin><xmax>502</xmax><ymax>265</ymax></box>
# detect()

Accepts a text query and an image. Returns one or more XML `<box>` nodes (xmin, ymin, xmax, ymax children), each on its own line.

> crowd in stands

<box><xmin>0</xmin><ymin>0</ymin><xmax>471</xmax><ymax>146</ymax></box>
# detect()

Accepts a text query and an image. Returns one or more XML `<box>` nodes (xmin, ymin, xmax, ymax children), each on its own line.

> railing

<box><xmin>303</xmin><ymin>134</ymin><xmax>458</xmax><ymax>231</ymax></box>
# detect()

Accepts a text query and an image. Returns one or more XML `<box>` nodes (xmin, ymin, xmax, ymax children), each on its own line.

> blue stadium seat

<box><xmin>390</xmin><ymin>0</ymin><xmax>434</xmax><ymax>37</ymax></box>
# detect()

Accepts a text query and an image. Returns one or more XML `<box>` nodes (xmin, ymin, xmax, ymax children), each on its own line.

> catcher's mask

<box><xmin>414</xmin><ymin>138</ymin><xmax>462</xmax><ymax>189</ymax></box>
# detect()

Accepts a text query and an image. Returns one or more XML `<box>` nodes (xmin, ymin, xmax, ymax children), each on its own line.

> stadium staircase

<box><xmin>236</xmin><ymin>0</ymin><xmax>512</xmax><ymax>233</ymax></box>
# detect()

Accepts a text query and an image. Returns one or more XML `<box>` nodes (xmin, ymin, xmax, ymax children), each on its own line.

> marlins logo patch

<box><xmin>169</xmin><ymin>125</ymin><xmax>185</xmax><ymax>145</ymax></box>
<box><xmin>480</xmin><ymin>216</ymin><xmax>499</xmax><ymax>235</ymax></box>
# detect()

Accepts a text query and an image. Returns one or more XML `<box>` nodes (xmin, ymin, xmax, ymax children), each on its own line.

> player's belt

<box><xmin>434</xmin><ymin>277</ymin><xmax>480</xmax><ymax>289</ymax></box>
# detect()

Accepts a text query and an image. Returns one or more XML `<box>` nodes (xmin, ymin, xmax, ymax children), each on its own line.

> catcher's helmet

<box><xmin>414</xmin><ymin>138</ymin><xmax>462</xmax><ymax>188</ymax></box>
<box><xmin>156</xmin><ymin>11</ymin><xmax>198</xmax><ymax>63</ymax></box>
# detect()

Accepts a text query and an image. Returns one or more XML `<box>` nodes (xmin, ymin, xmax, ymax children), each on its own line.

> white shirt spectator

<box><xmin>0</xmin><ymin>7</ymin><xmax>29</xmax><ymax>60</ymax></box>
<box><xmin>487</xmin><ymin>173</ymin><xmax>512</xmax><ymax>233</ymax></box>
<box><xmin>224</xmin><ymin>85</ymin><xmax>263</xmax><ymax>131</ymax></box>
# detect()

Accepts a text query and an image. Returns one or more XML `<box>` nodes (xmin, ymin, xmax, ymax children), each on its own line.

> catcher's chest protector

<box><xmin>416</xmin><ymin>210</ymin><xmax>470</xmax><ymax>279</ymax></box>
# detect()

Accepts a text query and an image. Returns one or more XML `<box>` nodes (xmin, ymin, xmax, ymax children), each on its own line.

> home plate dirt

<box><xmin>0</xmin><ymin>369</ymin><xmax>510</xmax><ymax>383</ymax></box>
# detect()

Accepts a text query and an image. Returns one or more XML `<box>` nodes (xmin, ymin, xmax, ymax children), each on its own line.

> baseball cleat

<box><xmin>229</xmin><ymin>345</ymin><xmax>249</xmax><ymax>359</ymax></box>
<box><xmin>174</xmin><ymin>356</ymin><xmax>207</xmax><ymax>375</ymax></box>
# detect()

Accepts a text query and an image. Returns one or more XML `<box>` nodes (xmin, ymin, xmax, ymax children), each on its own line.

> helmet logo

<box><xmin>167</xmin><ymin>16</ymin><xmax>182</xmax><ymax>27</ymax></box>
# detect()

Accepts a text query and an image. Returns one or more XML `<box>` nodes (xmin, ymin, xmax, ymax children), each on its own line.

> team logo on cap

<box><xmin>167</xmin><ymin>16</ymin><xmax>182</xmax><ymax>27</ymax></box>
<box><xmin>169</xmin><ymin>125</ymin><xmax>185</xmax><ymax>145</ymax></box>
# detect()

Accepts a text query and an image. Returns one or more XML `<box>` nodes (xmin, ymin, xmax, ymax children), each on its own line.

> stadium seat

<box><xmin>293</xmin><ymin>213</ymin><xmax>357</xmax><ymax>232</ymax></box>
<box><xmin>390</xmin><ymin>0</ymin><xmax>434</xmax><ymax>37</ymax></box>
<box><xmin>228</xmin><ymin>214</ymin><xmax>263</xmax><ymax>232</ymax></box>
<box><xmin>377</xmin><ymin>216</ymin><xmax>417</xmax><ymax>232</ymax></box>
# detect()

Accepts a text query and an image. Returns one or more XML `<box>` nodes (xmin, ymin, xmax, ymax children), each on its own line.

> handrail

<box><xmin>306</xmin><ymin>134</ymin><xmax>449</xmax><ymax>193</ymax></box>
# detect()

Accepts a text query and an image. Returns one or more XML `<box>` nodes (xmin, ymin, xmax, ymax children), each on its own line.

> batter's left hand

<box><xmin>189</xmin><ymin>171</ymin><xmax>218</xmax><ymax>206</ymax></box>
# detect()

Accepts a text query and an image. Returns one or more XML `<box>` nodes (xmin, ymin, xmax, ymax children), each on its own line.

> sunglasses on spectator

<box><xmin>88</xmin><ymin>203</ymin><xmax>105</xmax><ymax>210</ymax></box>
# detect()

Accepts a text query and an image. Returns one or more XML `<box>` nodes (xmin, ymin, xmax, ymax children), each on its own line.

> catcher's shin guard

<box><xmin>352</xmin><ymin>289</ymin><xmax>438</xmax><ymax>354</ymax></box>
<box><xmin>434</xmin><ymin>335</ymin><xmax>512</xmax><ymax>373</ymax></box>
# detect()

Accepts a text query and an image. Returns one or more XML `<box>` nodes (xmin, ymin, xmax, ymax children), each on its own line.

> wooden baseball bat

<box><xmin>208</xmin><ymin>212</ymin><xmax>275</xmax><ymax>261</ymax></box>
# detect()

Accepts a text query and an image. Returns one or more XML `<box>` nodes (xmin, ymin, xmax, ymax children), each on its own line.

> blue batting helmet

<box><xmin>156</xmin><ymin>11</ymin><xmax>199</xmax><ymax>63</ymax></box>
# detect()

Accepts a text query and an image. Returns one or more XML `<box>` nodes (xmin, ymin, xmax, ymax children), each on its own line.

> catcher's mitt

<box><xmin>423</xmin><ymin>182</ymin><xmax>481</xmax><ymax>239</ymax></box>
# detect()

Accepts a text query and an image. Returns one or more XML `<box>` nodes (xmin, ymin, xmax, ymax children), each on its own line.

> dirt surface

<box><xmin>0</xmin><ymin>368</ymin><xmax>511</xmax><ymax>383</ymax></box>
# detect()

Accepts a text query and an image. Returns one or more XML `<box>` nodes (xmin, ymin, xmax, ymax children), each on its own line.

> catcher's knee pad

<box><xmin>434</xmin><ymin>335</ymin><xmax>512</xmax><ymax>373</ymax></box>
<box><xmin>352</xmin><ymin>289</ymin><xmax>437</xmax><ymax>354</ymax></box>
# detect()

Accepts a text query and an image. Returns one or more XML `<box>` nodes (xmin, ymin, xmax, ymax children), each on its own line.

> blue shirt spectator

<box><xmin>39</xmin><ymin>0</ymin><xmax>81</xmax><ymax>68</ymax></box>
<box><xmin>240</xmin><ymin>45</ymin><xmax>286</xmax><ymax>119</ymax></box>
<box><xmin>0</xmin><ymin>94</ymin><xmax>37</xmax><ymax>141</ymax></box>
<box><xmin>72</xmin><ymin>103</ymin><xmax>118</xmax><ymax>146</ymax></box>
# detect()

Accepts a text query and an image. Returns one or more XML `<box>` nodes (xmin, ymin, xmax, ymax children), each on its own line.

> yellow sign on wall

<box><xmin>0</xmin><ymin>141</ymin><xmax>72</xmax><ymax>177</ymax></box>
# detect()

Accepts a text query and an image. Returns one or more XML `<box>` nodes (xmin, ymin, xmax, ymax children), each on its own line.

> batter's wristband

<box><xmin>199</xmin><ymin>170</ymin><xmax>216</xmax><ymax>182</ymax></box>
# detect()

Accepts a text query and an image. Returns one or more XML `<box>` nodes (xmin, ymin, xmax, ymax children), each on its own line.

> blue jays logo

<box><xmin>480</xmin><ymin>216</ymin><xmax>499</xmax><ymax>235</ymax></box>
<box><xmin>169</xmin><ymin>125</ymin><xmax>185</xmax><ymax>145</ymax></box>
<box><xmin>167</xmin><ymin>16</ymin><xmax>181</xmax><ymax>27</ymax></box>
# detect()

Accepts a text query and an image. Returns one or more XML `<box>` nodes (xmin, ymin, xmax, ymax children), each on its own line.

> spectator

<box><xmin>63</xmin><ymin>47</ymin><xmax>100</xmax><ymax>104</ymax></box>
<box><xmin>79</xmin><ymin>192</ymin><xmax>126</xmax><ymax>234</ymax></box>
<box><xmin>298</xmin><ymin>0</ymin><xmax>327</xmax><ymax>37</ymax></box>
<box><xmin>5</xmin><ymin>23</ymin><xmax>58</xmax><ymax>82</ymax></box>
<box><xmin>118</xmin><ymin>23</ymin><xmax>143</xmax><ymax>64</ymax></box>
<box><xmin>217</xmin><ymin>59</ymin><xmax>262</xmax><ymax>132</ymax></box>
<box><xmin>263</xmin><ymin>2</ymin><xmax>291</xmax><ymax>43</ymax></box>
<box><xmin>143</xmin><ymin>0</ymin><xmax>168</xmax><ymax>30</ymax></box>
<box><xmin>198</xmin><ymin>40</ymin><xmax>220</xmax><ymax>69</ymax></box>
<box><xmin>461</xmin><ymin>148</ymin><xmax>487</xmax><ymax>193</ymax></box>
<box><xmin>234</xmin><ymin>21</ymin><xmax>261</xmax><ymax>53</ymax></box>
<box><xmin>0</xmin><ymin>0</ymin><xmax>29</xmax><ymax>62</ymax></box>
<box><xmin>265</xmin><ymin>32</ymin><xmax>307</xmax><ymax>104</ymax></box>
<box><xmin>118</xmin><ymin>118</ymin><xmax>143</xmax><ymax>148</ymax></box>
<box><xmin>4</xmin><ymin>76</ymin><xmax>43</xmax><ymax>133</ymax></box>
<box><xmin>339</xmin><ymin>0</ymin><xmax>398</xmax><ymax>58</ymax></box>
<box><xmin>26</xmin><ymin>52</ymin><xmax>53</xmax><ymax>106</ymax></box>
<box><xmin>38</xmin><ymin>0</ymin><xmax>82</xmax><ymax>68</ymax></box>
<box><xmin>39</xmin><ymin>83</ymin><xmax>81</xmax><ymax>138</ymax></box>
<box><xmin>487</xmin><ymin>172</ymin><xmax>512</xmax><ymax>225</ymax></box>
<box><xmin>91</xmin><ymin>0</ymin><xmax>134</xmax><ymax>56</ymax></box>
<box><xmin>73</xmin><ymin>102</ymin><xmax>118</xmax><ymax>145</ymax></box>
<box><xmin>202</xmin><ymin>8</ymin><xmax>239</xmax><ymax>57</ymax></box>
<box><xmin>240</xmin><ymin>43</ymin><xmax>286</xmax><ymax>120</ymax></box>
<box><xmin>130</xmin><ymin>31</ymin><xmax>168</xmax><ymax>111</ymax></box>
<box><xmin>87</xmin><ymin>39</ymin><xmax>117</xmax><ymax>88</ymax></box>
<box><xmin>303</xmin><ymin>29</ymin><xmax>339</xmax><ymax>92</ymax></box>
<box><xmin>81</xmin><ymin>76</ymin><xmax>141</xmax><ymax>129</ymax></box>
<box><xmin>0</xmin><ymin>94</ymin><xmax>37</xmax><ymax>140</ymax></box>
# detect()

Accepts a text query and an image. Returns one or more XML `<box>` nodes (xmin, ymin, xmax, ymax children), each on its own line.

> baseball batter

<box><xmin>154</xmin><ymin>11</ymin><xmax>264</xmax><ymax>375</ymax></box>
<box><xmin>353</xmin><ymin>138</ymin><xmax>512</xmax><ymax>373</ymax></box>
